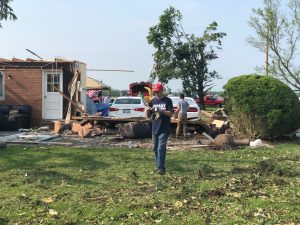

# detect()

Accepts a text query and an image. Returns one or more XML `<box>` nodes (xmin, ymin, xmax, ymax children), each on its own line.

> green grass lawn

<box><xmin>0</xmin><ymin>143</ymin><xmax>299</xmax><ymax>225</ymax></box>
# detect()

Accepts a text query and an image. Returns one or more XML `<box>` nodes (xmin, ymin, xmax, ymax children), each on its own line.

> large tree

<box><xmin>0</xmin><ymin>0</ymin><xmax>17</xmax><ymax>28</ymax></box>
<box><xmin>248</xmin><ymin>0</ymin><xmax>300</xmax><ymax>91</ymax></box>
<box><xmin>147</xmin><ymin>6</ymin><xmax>226</xmax><ymax>107</ymax></box>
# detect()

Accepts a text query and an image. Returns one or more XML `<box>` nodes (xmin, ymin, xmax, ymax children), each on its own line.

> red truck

<box><xmin>129</xmin><ymin>81</ymin><xmax>152</xmax><ymax>103</ymax></box>
<box><xmin>194</xmin><ymin>95</ymin><xmax>225</xmax><ymax>107</ymax></box>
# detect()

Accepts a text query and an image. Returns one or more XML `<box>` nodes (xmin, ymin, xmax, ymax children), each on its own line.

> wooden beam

<box><xmin>50</xmin><ymin>84</ymin><xmax>87</xmax><ymax>115</ymax></box>
<box><xmin>87</xmin><ymin>69</ymin><xmax>134</xmax><ymax>72</ymax></box>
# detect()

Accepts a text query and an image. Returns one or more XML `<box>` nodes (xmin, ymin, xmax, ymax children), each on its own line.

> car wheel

<box><xmin>218</xmin><ymin>104</ymin><xmax>222</xmax><ymax>108</ymax></box>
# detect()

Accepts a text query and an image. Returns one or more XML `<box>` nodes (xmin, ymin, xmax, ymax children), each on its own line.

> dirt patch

<box><xmin>54</xmin><ymin>132</ymin><xmax>214</xmax><ymax>151</ymax></box>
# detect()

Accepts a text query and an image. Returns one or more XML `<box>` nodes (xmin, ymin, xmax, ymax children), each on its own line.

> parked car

<box><xmin>109</xmin><ymin>96</ymin><xmax>146</xmax><ymax>118</ymax></box>
<box><xmin>195</xmin><ymin>95</ymin><xmax>225</xmax><ymax>107</ymax></box>
<box><xmin>169</xmin><ymin>96</ymin><xmax>201</xmax><ymax>119</ymax></box>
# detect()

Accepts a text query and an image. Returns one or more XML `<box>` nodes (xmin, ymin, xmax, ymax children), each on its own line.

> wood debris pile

<box><xmin>54</xmin><ymin>120</ymin><xmax>106</xmax><ymax>138</ymax></box>
<box><xmin>49</xmin><ymin>108</ymin><xmax>259</xmax><ymax>150</ymax></box>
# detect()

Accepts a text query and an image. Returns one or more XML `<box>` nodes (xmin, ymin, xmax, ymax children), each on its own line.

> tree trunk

<box><xmin>197</xmin><ymin>85</ymin><xmax>205</xmax><ymax>110</ymax></box>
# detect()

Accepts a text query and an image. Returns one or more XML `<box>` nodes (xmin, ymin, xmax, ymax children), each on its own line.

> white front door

<box><xmin>42</xmin><ymin>71</ymin><xmax>63</xmax><ymax>119</ymax></box>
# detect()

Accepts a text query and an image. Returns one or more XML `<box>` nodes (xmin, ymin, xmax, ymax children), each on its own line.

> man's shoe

<box><xmin>151</xmin><ymin>169</ymin><xmax>158</xmax><ymax>174</ymax></box>
<box><xmin>157</xmin><ymin>169</ymin><xmax>166</xmax><ymax>175</ymax></box>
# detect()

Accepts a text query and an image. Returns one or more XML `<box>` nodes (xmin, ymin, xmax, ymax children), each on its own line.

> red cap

<box><xmin>153</xmin><ymin>83</ymin><xmax>164</xmax><ymax>92</ymax></box>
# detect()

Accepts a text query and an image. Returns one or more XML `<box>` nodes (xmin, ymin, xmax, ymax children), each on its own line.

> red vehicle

<box><xmin>129</xmin><ymin>81</ymin><xmax>152</xmax><ymax>103</ymax></box>
<box><xmin>195</xmin><ymin>95</ymin><xmax>225</xmax><ymax>107</ymax></box>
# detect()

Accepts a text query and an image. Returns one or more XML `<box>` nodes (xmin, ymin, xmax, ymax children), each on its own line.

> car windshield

<box><xmin>171</xmin><ymin>98</ymin><xmax>194</xmax><ymax>106</ymax></box>
<box><xmin>114</xmin><ymin>98</ymin><xmax>141</xmax><ymax>104</ymax></box>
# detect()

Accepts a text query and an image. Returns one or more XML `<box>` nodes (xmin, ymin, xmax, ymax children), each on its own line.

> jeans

<box><xmin>152</xmin><ymin>132</ymin><xmax>169</xmax><ymax>171</ymax></box>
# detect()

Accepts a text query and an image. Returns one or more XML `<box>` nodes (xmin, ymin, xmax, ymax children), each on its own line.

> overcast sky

<box><xmin>0</xmin><ymin>0</ymin><xmax>265</xmax><ymax>92</ymax></box>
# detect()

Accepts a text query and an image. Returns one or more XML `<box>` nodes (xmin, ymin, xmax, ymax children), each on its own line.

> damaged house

<box><xmin>0</xmin><ymin>58</ymin><xmax>86</xmax><ymax>130</ymax></box>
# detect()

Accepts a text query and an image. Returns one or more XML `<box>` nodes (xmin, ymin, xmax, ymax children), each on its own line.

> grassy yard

<box><xmin>0</xmin><ymin>143</ymin><xmax>299</xmax><ymax>224</ymax></box>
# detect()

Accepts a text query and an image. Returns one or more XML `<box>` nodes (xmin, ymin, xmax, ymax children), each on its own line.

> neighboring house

<box><xmin>0</xmin><ymin>58</ymin><xmax>86</xmax><ymax>126</ymax></box>
<box><xmin>86</xmin><ymin>76</ymin><xmax>111</xmax><ymax>102</ymax></box>
<box><xmin>86</xmin><ymin>76</ymin><xmax>111</xmax><ymax>91</ymax></box>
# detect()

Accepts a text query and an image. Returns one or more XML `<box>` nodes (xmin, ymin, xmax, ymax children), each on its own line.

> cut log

<box><xmin>214</xmin><ymin>134</ymin><xmax>235</xmax><ymax>150</ymax></box>
<box><xmin>72</xmin><ymin>123</ymin><xmax>82</xmax><ymax>134</ymax></box>
<box><xmin>78</xmin><ymin>123</ymin><xmax>93</xmax><ymax>138</ymax></box>
<box><xmin>53</xmin><ymin>121</ymin><xmax>63</xmax><ymax>134</ymax></box>
<box><xmin>118</xmin><ymin>122</ymin><xmax>152</xmax><ymax>139</ymax></box>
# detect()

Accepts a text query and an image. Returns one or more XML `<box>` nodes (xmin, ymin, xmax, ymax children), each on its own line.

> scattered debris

<box><xmin>250</xmin><ymin>139</ymin><xmax>273</xmax><ymax>148</ymax></box>
<box><xmin>211</xmin><ymin>119</ymin><xmax>225</xmax><ymax>128</ymax></box>
<box><xmin>3</xmin><ymin>107</ymin><xmax>282</xmax><ymax>151</ymax></box>
<box><xmin>0</xmin><ymin>129</ymin><xmax>59</xmax><ymax>145</ymax></box>
<box><xmin>48</xmin><ymin>209</ymin><xmax>58</xmax><ymax>217</ymax></box>
<box><xmin>202</xmin><ymin>132</ymin><xmax>214</xmax><ymax>144</ymax></box>
<box><xmin>42</xmin><ymin>196</ymin><xmax>54</xmax><ymax>204</ymax></box>
<box><xmin>250</xmin><ymin>139</ymin><xmax>262</xmax><ymax>147</ymax></box>
<box><xmin>201</xmin><ymin>108</ymin><xmax>228</xmax><ymax>121</ymax></box>
<box><xmin>0</xmin><ymin>133</ymin><xmax>23</xmax><ymax>142</ymax></box>
<box><xmin>174</xmin><ymin>201</ymin><xmax>183</xmax><ymax>208</ymax></box>
<box><xmin>36</xmin><ymin>126</ymin><xmax>50</xmax><ymax>131</ymax></box>
<box><xmin>197</xmin><ymin>139</ymin><xmax>212</xmax><ymax>145</ymax></box>
<box><xmin>17</xmin><ymin>134</ymin><xmax>58</xmax><ymax>142</ymax></box>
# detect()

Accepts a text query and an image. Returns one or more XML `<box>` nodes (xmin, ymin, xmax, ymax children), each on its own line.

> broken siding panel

<box><xmin>78</xmin><ymin>62</ymin><xmax>87</xmax><ymax>107</ymax></box>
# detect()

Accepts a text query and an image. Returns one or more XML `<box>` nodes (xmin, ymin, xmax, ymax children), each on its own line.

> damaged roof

<box><xmin>0</xmin><ymin>57</ymin><xmax>86</xmax><ymax>69</ymax></box>
<box><xmin>0</xmin><ymin>57</ymin><xmax>78</xmax><ymax>63</ymax></box>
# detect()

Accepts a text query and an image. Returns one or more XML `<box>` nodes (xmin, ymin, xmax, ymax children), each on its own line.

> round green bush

<box><xmin>223</xmin><ymin>74</ymin><xmax>300</xmax><ymax>138</ymax></box>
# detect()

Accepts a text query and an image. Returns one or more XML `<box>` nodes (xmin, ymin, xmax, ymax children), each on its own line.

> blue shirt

<box><xmin>178</xmin><ymin>99</ymin><xmax>189</xmax><ymax>114</ymax></box>
<box><xmin>151</xmin><ymin>96</ymin><xmax>174</xmax><ymax>135</ymax></box>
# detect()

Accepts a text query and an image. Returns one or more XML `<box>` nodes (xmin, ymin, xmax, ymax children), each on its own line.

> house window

<box><xmin>0</xmin><ymin>72</ymin><xmax>4</xmax><ymax>100</ymax></box>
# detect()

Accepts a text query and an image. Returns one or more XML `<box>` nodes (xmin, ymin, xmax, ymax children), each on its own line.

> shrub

<box><xmin>223</xmin><ymin>74</ymin><xmax>300</xmax><ymax>138</ymax></box>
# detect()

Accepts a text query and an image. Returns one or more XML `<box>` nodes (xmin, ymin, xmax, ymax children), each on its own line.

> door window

<box><xmin>47</xmin><ymin>73</ymin><xmax>60</xmax><ymax>92</ymax></box>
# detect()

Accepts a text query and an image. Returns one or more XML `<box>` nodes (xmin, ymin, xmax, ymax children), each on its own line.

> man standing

<box><xmin>176</xmin><ymin>94</ymin><xmax>189</xmax><ymax>139</ymax></box>
<box><xmin>146</xmin><ymin>83</ymin><xmax>173</xmax><ymax>175</ymax></box>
